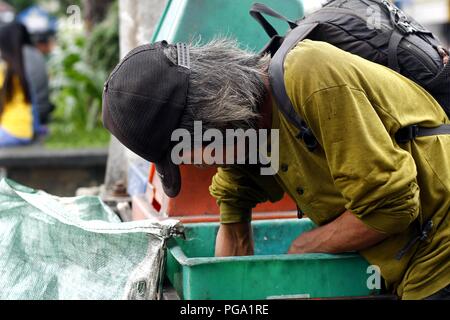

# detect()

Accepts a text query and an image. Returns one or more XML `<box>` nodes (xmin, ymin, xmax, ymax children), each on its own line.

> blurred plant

<box><xmin>85</xmin><ymin>0</ymin><xmax>119</xmax><ymax>73</ymax></box>
<box><xmin>83</xmin><ymin>0</ymin><xmax>115</xmax><ymax>30</ymax></box>
<box><xmin>46</xmin><ymin>1</ymin><xmax>118</xmax><ymax>148</ymax></box>
<box><xmin>37</xmin><ymin>0</ymin><xmax>82</xmax><ymax>17</ymax></box>
<box><xmin>5</xmin><ymin>0</ymin><xmax>35</xmax><ymax>12</ymax></box>
<box><xmin>49</xmin><ymin>28</ymin><xmax>105</xmax><ymax>131</ymax></box>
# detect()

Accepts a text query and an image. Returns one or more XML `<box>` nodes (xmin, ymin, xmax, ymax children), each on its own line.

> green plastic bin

<box><xmin>152</xmin><ymin>0</ymin><xmax>304</xmax><ymax>50</ymax></box>
<box><xmin>166</xmin><ymin>219</ymin><xmax>379</xmax><ymax>300</ymax></box>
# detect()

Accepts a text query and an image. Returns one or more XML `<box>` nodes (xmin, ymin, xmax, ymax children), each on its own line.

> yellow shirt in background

<box><xmin>0</xmin><ymin>65</ymin><xmax>33</xmax><ymax>140</ymax></box>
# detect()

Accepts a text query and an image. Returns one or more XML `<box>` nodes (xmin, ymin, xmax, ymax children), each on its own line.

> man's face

<box><xmin>174</xmin><ymin>138</ymin><xmax>266</xmax><ymax>168</ymax></box>
<box><xmin>178</xmin><ymin>145</ymin><xmax>239</xmax><ymax>169</ymax></box>
<box><xmin>170</xmin><ymin>122</ymin><xmax>279</xmax><ymax>175</ymax></box>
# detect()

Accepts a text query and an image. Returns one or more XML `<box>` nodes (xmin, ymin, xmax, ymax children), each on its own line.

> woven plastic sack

<box><xmin>0</xmin><ymin>179</ymin><xmax>183</xmax><ymax>300</ymax></box>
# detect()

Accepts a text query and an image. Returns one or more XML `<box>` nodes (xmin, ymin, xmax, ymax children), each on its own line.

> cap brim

<box><xmin>155</xmin><ymin>153</ymin><xmax>181</xmax><ymax>198</ymax></box>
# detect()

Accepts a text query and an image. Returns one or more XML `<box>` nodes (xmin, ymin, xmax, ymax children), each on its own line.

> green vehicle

<box><xmin>152</xmin><ymin>0</ymin><xmax>304</xmax><ymax>50</ymax></box>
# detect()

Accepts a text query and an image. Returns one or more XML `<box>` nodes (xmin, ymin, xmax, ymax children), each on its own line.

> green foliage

<box><xmin>5</xmin><ymin>0</ymin><xmax>81</xmax><ymax>19</ymax></box>
<box><xmin>45</xmin><ymin>124</ymin><xmax>110</xmax><ymax>149</ymax></box>
<box><xmin>51</xmin><ymin>0</ymin><xmax>82</xmax><ymax>16</ymax></box>
<box><xmin>46</xmin><ymin>2</ymin><xmax>118</xmax><ymax>149</ymax></box>
<box><xmin>5</xmin><ymin>0</ymin><xmax>35</xmax><ymax>12</ymax></box>
<box><xmin>85</xmin><ymin>1</ymin><xmax>119</xmax><ymax>73</ymax></box>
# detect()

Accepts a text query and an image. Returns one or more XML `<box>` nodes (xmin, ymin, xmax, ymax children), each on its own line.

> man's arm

<box><xmin>210</xmin><ymin>166</ymin><xmax>285</xmax><ymax>257</ymax></box>
<box><xmin>216</xmin><ymin>222</ymin><xmax>254</xmax><ymax>257</ymax></box>
<box><xmin>288</xmin><ymin>211</ymin><xmax>388</xmax><ymax>254</ymax></box>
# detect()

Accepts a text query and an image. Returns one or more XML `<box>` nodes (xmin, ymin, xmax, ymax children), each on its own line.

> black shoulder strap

<box><xmin>269</xmin><ymin>23</ymin><xmax>320</xmax><ymax>151</ymax></box>
<box><xmin>387</xmin><ymin>30</ymin><xmax>404</xmax><ymax>72</ymax></box>
<box><xmin>396</xmin><ymin>124</ymin><xmax>450</xmax><ymax>143</ymax></box>
<box><xmin>250</xmin><ymin>3</ymin><xmax>298</xmax><ymax>38</ymax></box>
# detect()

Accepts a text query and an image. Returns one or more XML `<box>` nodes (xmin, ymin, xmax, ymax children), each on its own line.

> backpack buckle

<box><xmin>395</xmin><ymin>125</ymin><xmax>420</xmax><ymax>144</ymax></box>
<box><xmin>397</xmin><ymin>20</ymin><xmax>415</xmax><ymax>34</ymax></box>
<box><xmin>382</xmin><ymin>0</ymin><xmax>415</xmax><ymax>34</ymax></box>
<box><xmin>296</xmin><ymin>128</ymin><xmax>318</xmax><ymax>152</ymax></box>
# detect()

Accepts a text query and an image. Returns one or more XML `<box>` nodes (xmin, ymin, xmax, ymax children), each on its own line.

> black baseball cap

<box><xmin>102</xmin><ymin>41</ymin><xmax>191</xmax><ymax>198</ymax></box>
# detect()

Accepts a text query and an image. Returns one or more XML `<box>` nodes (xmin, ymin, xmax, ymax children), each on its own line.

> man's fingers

<box><xmin>287</xmin><ymin>244</ymin><xmax>298</xmax><ymax>255</ymax></box>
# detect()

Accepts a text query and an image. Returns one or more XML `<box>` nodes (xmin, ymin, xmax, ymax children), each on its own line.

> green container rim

<box><xmin>168</xmin><ymin>219</ymin><xmax>365</xmax><ymax>267</ymax></box>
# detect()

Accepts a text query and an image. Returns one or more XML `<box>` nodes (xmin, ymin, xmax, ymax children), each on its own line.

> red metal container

<box><xmin>132</xmin><ymin>165</ymin><xmax>297</xmax><ymax>223</ymax></box>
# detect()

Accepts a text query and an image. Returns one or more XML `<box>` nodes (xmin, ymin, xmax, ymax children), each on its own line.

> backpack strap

<box><xmin>388</xmin><ymin>30</ymin><xmax>404</xmax><ymax>72</ymax></box>
<box><xmin>258</xmin><ymin>35</ymin><xmax>284</xmax><ymax>57</ymax></box>
<box><xmin>396</xmin><ymin>124</ymin><xmax>450</xmax><ymax>144</ymax></box>
<box><xmin>382</xmin><ymin>0</ymin><xmax>443</xmax><ymax>73</ymax></box>
<box><xmin>269</xmin><ymin>23</ymin><xmax>320</xmax><ymax>151</ymax></box>
<box><xmin>250</xmin><ymin>3</ymin><xmax>298</xmax><ymax>38</ymax></box>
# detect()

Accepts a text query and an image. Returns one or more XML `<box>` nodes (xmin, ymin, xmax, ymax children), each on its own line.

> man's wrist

<box><xmin>289</xmin><ymin>228</ymin><xmax>329</xmax><ymax>254</ymax></box>
<box><xmin>216</xmin><ymin>222</ymin><xmax>254</xmax><ymax>257</ymax></box>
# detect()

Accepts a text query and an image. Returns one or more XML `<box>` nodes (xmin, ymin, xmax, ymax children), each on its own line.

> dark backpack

<box><xmin>251</xmin><ymin>0</ymin><xmax>450</xmax><ymax>151</ymax></box>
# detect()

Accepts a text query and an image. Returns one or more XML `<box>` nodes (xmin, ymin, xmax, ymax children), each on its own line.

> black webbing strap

<box><xmin>396</xmin><ymin>124</ymin><xmax>450</xmax><ymax>144</ymax></box>
<box><xmin>388</xmin><ymin>30</ymin><xmax>404</xmax><ymax>72</ymax></box>
<box><xmin>269</xmin><ymin>23</ymin><xmax>320</xmax><ymax>151</ymax></box>
<box><xmin>250</xmin><ymin>3</ymin><xmax>298</xmax><ymax>38</ymax></box>
<box><xmin>258</xmin><ymin>35</ymin><xmax>284</xmax><ymax>57</ymax></box>
<box><xmin>396</xmin><ymin>219</ymin><xmax>433</xmax><ymax>260</ymax></box>
<box><xmin>368</xmin><ymin>31</ymin><xmax>393</xmax><ymax>48</ymax></box>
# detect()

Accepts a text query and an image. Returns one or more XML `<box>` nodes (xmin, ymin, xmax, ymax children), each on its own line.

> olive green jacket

<box><xmin>209</xmin><ymin>40</ymin><xmax>450</xmax><ymax>300</ymax></box>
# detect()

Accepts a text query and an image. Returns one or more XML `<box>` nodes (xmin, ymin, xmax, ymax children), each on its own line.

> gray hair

<box><xmin>171</xmin><ymin>38</ymin><xmax>270</xmax><ymax>136</ymax></box>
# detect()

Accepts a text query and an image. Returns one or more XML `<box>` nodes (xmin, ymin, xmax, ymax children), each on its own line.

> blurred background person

<box><xmin>0</xmin><ymin>1</ymin><xmax>14</xmax><ymax>25</ymax></box>
<box><xmin>18</xmin><ymin>5</ymin><xmax>56</xmax><ymax>126</ymax></box>
<box><xmin>0</xmin><ymin>22</ymin><xmax>35</xmax><ymax>147</ymax></box>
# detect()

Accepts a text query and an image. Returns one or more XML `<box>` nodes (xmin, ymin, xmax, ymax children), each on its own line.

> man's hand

<box><xmin>215</xmin><ymin>222</ymin><xmax>254</xmax><ymax>257</ymax></box>
<box><xmin>288</xmin><ymin>211</ymin><xmax>388</xmax><ymax>255</ymax></box>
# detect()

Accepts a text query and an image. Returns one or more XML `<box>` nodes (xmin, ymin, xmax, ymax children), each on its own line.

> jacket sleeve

<box><xmin>301</xmin><ymin>85</ymin><xmax>421</xmax><ymax>234</ymax></box>
<box><xmin>209</xmin><ymin>165</ymin><xmax>285</xmax><ymax>224</ymax></box>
